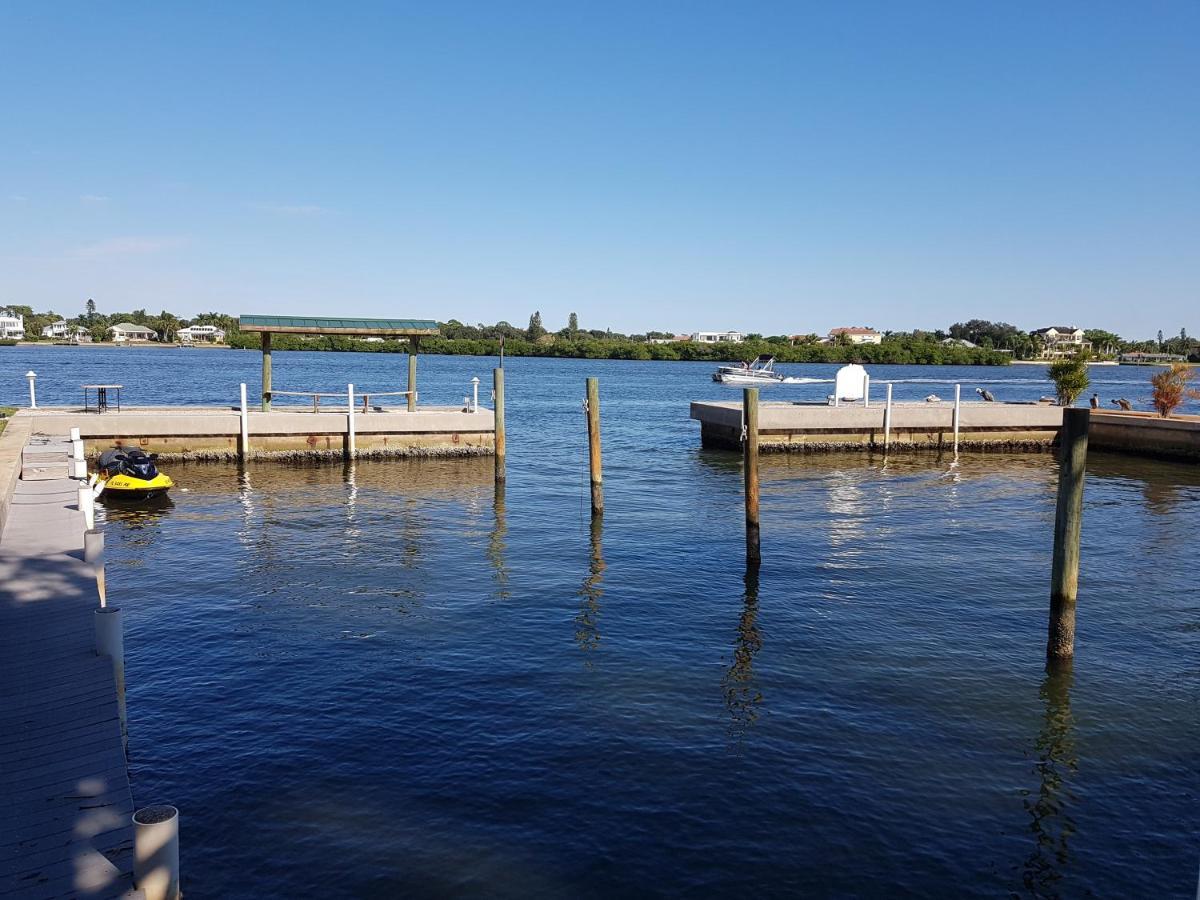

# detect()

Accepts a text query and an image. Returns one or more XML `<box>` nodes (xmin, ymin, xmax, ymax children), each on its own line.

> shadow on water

<box><xmin>722</xmin><ymin>561</ymin><xmax>764</xmax><ymax>749</ymax></box>
<box><xmin>1019</xmin><ymin>658</ymin><xmax>1078</xmax><ymax>899</ymax></box>
<box><xmin>489</xmin><ymin>482</ymin><xmax>509</xmax><ymax>600</ymax></box>
<box><xmin>574</xmin><ymin>515</ymin><xmax>604</xmax><ymax>666</ymax></box>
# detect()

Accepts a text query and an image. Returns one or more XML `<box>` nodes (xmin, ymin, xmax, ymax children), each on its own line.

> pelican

<box><xmin>924</xmin><ymin>393</ymin><xmax>941</xmax><ymax>403</ymax></box>
<box><xmin>976</xmin><ymin>388</ymin><xmax>995</xmax><ymax>402</ymax></box>
<box><xmin>1089</xmin><ymin>393</ymin><xmax>1099</xmax><ymax>409</ymax></box>
<box><xmin>1111</xmin><ymin>398</ymin><xmax>1133</xmax><ymax>411</ymax></box>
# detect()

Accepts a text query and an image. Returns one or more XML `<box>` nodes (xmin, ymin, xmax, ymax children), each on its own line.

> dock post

<box><xmin>239</xmin><ymin>383</ymin><xmax>250</xmax><ymax>460</ymax></box>
<box><xmin>77</xmin><ymin>484</ymin><xmax>95</xmax><ymax>531</ymax></box>
<box><xmin>744</xmin><ymin>387</ymin><xmax>761</xmax><ymax>563</ymax></box>
<box><xmin>471</xmin><ymin>376</ymin><xmax>480</xmax><ymax>413</ymax></box>
<box><xmin>94</xmin><ymin>607</ymin><xmax>126</xmax><ymax>745</ymax></box>
<box><xmin>952</xmin><ymin>384</ymin><xmax>961</xmax><ymax>454</ymax></box>
<box><xmin>84</xmin><ymin>528</ymin><xmax>106</xmax><ymax>607</ymax></box>
<box><xmin>261</xmin><ymin>332</ymin><xmax>272</xmax><ymax>411</ymax></box>
<box><xmin>347</xmin><ymin>384</ymin><xmax>356</xmax><ymax>459</ymax></box>
<box><xmin>1048</xmin><ymin>408</ymin><xmax>1090</xmax><ymax>659</ymax></box>
<box><xmin>883</xmin><ymin>383</ymin><xmax>893</xmax><ymax>451</ymax></box>
<box><xmin>25</xmin><ymin>370</ymin><xmax>37</xmax><ymax>408</ymax></box>
<box><xmin>863</xmin><ymin>373</ymin><xmax>870</xmax><ymax>408</ymax></box>
<box><xmin>586</xmin><ymin>377</ymin><xmax>603</xmax><ymax>515</ymax></box>
<box><xmin>494</xmin><ymin>368</ymin><xmax>506</xmax><ymax>483</ymax></box>
<box><xmin>408</xmin><ymin>338</ymin><xmax>418</xmax><ymax>412</ymax></box>
<box><xmin>133</xmin><ymin>805</ymin><xmax>181</xmax><ymax>900</ymax></box>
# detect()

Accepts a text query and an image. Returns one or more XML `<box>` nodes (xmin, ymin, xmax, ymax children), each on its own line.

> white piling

<box><xmin>347</xmin><ymin>384</ymin><xmax>356</xmax><ymax>459</ymax></box>
<box><xmin>25</xmin><ymin>371</ymin><xmax>37</xmax><ymax>408</ymax></box>
<box><xmin>953</xmin><ymin>383</ymin><xmax>961</xmax><ymax>454</ymax></box>
<box><xmin>863</xmin><ymin>373</ymin><xmax>870</xmax><ymax>408</ymax></box>
<box><xmin>78</xmin><ymin>485</ymin><xmax>95</xmax><ymax>531</ymax></box>
<box><xmin>84</xmin><ymin>528</ymin><xmax>106</xmax><ymax>607</ymax></box>
<box><xmin>133</xmin><ymin>805</ymin><xmax>181</xmax><ymax>900</ymax></box>
<box><xmin>239</xmin><ymin>383</ymin><xmax>250</xmax><ymax>460</ymax></box>
<box><xmin>94</xmin><ymin>607</ymin><xmax>126</xmax><ymax>743</ymax></box>
<box><xmin>883</xmin><ymin>383</ymin><xmax>893</xmax><ymax>451</ymax></box>
<box><xmin>72</xmin><ymin>457</ymin><xmax>88</xmax><ymax>480</ymax></box>
<box><xmin>471</xmin><ymin>376</ymin><xmax>480</xmax><ymax>413</ymax></box>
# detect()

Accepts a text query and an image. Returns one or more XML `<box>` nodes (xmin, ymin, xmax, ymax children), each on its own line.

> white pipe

<box><xmin>347</xmin><ymin>384</ymin><xmax>356</xmax><ymax>459</ymax></box>
<box><xmin>84</xmin><ymin>528</ymin><xmax>106</xmax><ymax>608</ymax></box>
<box><xmin>78</xmin><ymin>485</ymin><xmax>95</xmax><ymax>531</ymax></box>
<box><xmin>94</xmin><ymin>607</ymin><xmax>125</xmax><ymax>744</ymax></box>
<box><xmin>883</xmin><ymin>383</ymin><xmax>893</xmax><ymax>451</ymax></box>
<box><xmin>133</xmin><ymin>805</ymin><xmax>180</xmax><ymax>900</ymax></box>
<box><xmin>471</xmin><ymin>376</ymin><xmax>480</xmax><ymax>413</ymax></box>
<box><xmin>25</xmin><ymin>371</ymin><xmax>37</xmax><ymax>408</ymax></box>
<box><xmin>863</xmin><ymin>373</ymin><xmax>870</xmax><ymax>408</ymax></box>
<box><xmin>953</xmin><ymin>384</ymin><xmax>961</xmax><ymax>454</ymax></box>
<box><xmin>70</xmin><ymin>426</ymin><xmax>81</xmax><ymax>442</ymax></box>
<box><xmin>72</xmin><ymin>457</ymin><xmax>88</xmax><ymax>480</ymax></box>
<box><xmin>239</xmin><ymin>383</ymin><xmax>249</xmax><ymax>460</ymax></box>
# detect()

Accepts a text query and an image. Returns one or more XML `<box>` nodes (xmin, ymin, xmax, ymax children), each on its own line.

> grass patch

<box><xmin>0</xmin><ymin>407</ymin><xmax>16</xmax><ymax>436</ymax></box>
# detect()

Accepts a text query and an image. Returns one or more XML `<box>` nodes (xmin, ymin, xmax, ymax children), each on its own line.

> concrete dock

<box><xmin>17</xmin><ymin>404</ymin><xmax>497</xmax><ymax>461</ymax></box>
<box><xmin>691</xmin><ymin>400</ymin><xmax>1200</xmax><ymax>461</ymax></box>
<box><xmin>0</xmin><ymin>425</ymin><xmax>142</xmax><ymax>898</ymax></box>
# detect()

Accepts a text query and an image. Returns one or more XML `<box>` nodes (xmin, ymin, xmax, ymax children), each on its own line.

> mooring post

<box><xmin>744</xmin><ymin>387</ymin><xmax>761</xmax><ymax>563</ymax></box>
<box><xmin>408</xmin><ymin>338</ymin><xmax>418</xmax><ymax>412</ymax></box>
<box><xmin>94</xmin><ymin>606</ymin><xmax>126</xmax><ymax>745</ymax></box>
<box><xmin>883</xmin><ymin>383</ymin><xmax>893</xmax><ymax>451</ymax></box>
<box><xmin>133</xmin><ymin>805</ymin><xmax>181</xmax><ymax>900</ymax></box>
<box><xmin>347</xmin><ymin>383</ymin><xmax>357</xmax><ymax>459</ymax></box>
<box><xmin>586</xmin><ymin>377</ymin><xmax>603</xmax><ymax>515</ymax></box>
<box><xmin>261</xmin><ymin>332</ymin><xmax>272</xmax><ymax>411</ymax></box>
<box><xmin>1048</xmin><ymin>407</ymin><xmax>1090</xmax><ymax>659</ymax></box>
<box><xmin>471</xmin><ymin>376</ymin><xmax>480</xmax><ymax>413</ymax></box>
<box><xmin>25</xmin><ymin>370</ymin><xmax>37</xmax><ymax>408</ymax></box>
<box><xmin>84</xmin><ymin>527</ymin><xmax>106</xmax><ymax>608</ymax></box>
<box><xmin>239</xmin><ymin>383</ymin><xmax>250</xmax><ymax>460</ymax></box>
<box><xmin>71</xmin><ymin>428</ymin><xmax>87</xmax><ymax>480</ymax></box>
<box><xmin>863</xmin><ymin>373</ymin><xmax>870</xmax><ymax>408</ymax></box>
<box><xmin>77</xmin><ymin>484</ymin><xmax>95</xmax><ymax>531</ymax></box>
<box><xmin>493</xmin><ymin>368</ymin><xmax>506</xmax><ymax>483</ymax></box>
<box><xmin>952</xmin><ymin>384</ymin><xmax>961</xmax><ymax>454</ymax></box>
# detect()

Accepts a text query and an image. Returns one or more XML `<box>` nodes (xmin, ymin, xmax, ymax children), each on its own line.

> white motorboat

<box><xmin>713</xmin><ymin>354</ymin><xmax>786</xmax><ymax>385</ymax></box>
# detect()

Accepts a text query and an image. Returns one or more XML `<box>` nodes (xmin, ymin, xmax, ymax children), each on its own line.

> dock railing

<box><xmin>873</xmin><ymin>381</ymin><xmax>964</xmax><ymax>453</ymax></box>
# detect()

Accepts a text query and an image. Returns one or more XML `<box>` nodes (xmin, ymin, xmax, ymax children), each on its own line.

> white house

<box><xmin>177</xmin><ymin>324</ymin><xmax>226</xmax><ymax>343</ymax></box>
<box><xmin>827</xmin><ymin>327</ymin><xmax>883</xmax><ymax>345</ymax></box>
<box><xmin>41</xmin><ymin>321</ymin><xmax>91</xmax><ymax>341</ymax></box>
<box><xmin>0</xmin><ymin>310</ymin><xmax>25</xmax><ymax>340</ymax></box>
<box><xmin>1032</xmin><ymin>327</ymin><xmax>1090</xmax><ymax>359</ymax></box>
<box><xmin>691</xmin><ymin>331</ymin><xmax>745</xmax><ymax>344</ymax></box>
<box><xmin>108</xmin><ymin>322</ymin><xmax>158</xmax><ymax>342</ymax></box>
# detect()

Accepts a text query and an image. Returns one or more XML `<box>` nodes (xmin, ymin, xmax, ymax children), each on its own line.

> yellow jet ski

<box><xmin>96</xmin><ymin>448</ymin><xmax>174</xmax><ymax>499</ymax></box>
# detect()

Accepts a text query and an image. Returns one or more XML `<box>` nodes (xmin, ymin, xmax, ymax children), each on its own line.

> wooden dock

<box><xmin>0</xmin><ymin>432</ymin><xmax>141</xmax><ymax>898</ymax></box>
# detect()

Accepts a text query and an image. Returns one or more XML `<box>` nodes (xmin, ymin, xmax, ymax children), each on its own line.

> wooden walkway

<box><xmin>0</xmin><ymin>436</ymin><xmax>141</xmax><ymax>898</ymax></box>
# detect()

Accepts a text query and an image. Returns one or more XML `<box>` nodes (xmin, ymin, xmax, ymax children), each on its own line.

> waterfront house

<box><xmin>1031</xmin><ymin>326</ymin><xmax>1091</xmax><ymax>359</ymax></box>
<box><xmin>0</xmin><ymin>310</ymin><xmax>26</xmax><ymax>339</ymax></box>
<box><xmin>177</xmin><ymin>324</ymin><xmax>226</xmax><ymax>343</ymax></box>
<box><xmin>942</xmin><ymin>337</ymin><xmax>977</xmax><ymax>348</ymax></box>
<box><xmin>108</xmin><ymin>322</ymin><xmax>158</xmax><ymax>343</ymax></box>
<box><xmin>827</xmin><ymin>326</ymin><xmax>883</xmax><ymax>345</ymax></box>
<box><xmin>691</xmin><ymin>331</ymin><xmax>745</xmax><ymax>344</ymax></box>
<box><xmin>41</xmin><ymin>321</ymin><xmax>92</xmax><ymax>341</ymax></box>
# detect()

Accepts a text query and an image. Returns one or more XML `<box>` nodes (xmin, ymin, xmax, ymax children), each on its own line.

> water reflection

<box><xmin>489</xmin><ymin>482</ymin><xmax>510</xmax><ymax>600</ymax></box>
<box><xmin>574</xmin><ymin>515</ymin><xmax>604</xmax><ymax>666</ymax></box>
<box><xmin>1020</xmin><ymin>658</ymin><xmax>1078</xmax><ymax>898</ymax></box>
<box><xmin>722</xmin><ymin>562</ymin><xmax>763</xmax><ymax>747</ymax></box>
<box><xmin>100</xmin><ymin>495</ymin><xmax>175</xmax><ymax>548</ymax></box>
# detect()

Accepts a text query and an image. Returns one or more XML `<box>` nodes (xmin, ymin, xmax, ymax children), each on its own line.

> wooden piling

<box><xmin>586</xmin><ymin>377</ymin><xmax>603</xmax><ymax>515</ymax></box>
<box><xmin>1048</xmin><ymin>407</ymin><xmax>1090</xmax><ymax>659</ymax></box>
<box><xmin>261</xmin><ymin>332</ymin><xmax>273</xmax><ymax>411</ymax></box>
<box><xmin>494</xmin><ymin>368</ymin><xmax>506</xmax><ymax>482</ymax></box>
<box><xmin>743</xmin><ymin>387</ymin><xmax>761</xmax><ymax>563</ymax></box>
<box><xmin>408</xmin><ymin>338</ymin><xmax>418</xmax><ymax>412</ymax></box>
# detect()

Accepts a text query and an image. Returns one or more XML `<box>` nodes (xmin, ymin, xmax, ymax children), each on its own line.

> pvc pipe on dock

<box><xmin>239</xmin><ymin>383</ymin><xmax>250</xmax><ymax>459</ymax></box>
<box><xmin>84</xmin><ymin>528</ymin><xmax>106</xmax><ymax>608</ymax></box>
<box><xmin>78</xmin><ymin>485</ymin><xmax>95</xmax><ymax>531</ymax></box>
<box><xmin>133</xmin><ymin>805</ymin><xmax>181</xmax><ymax>900</ymax></box>
<box><xmin>863</xmin><ymin>374</ymin><xmax>870</xmax><ymax>408</ymax></box>
<box><xmin>94</xmin><ymin>607</ymin><xmax>126</xmax><ymax>744</ymax></box>
<box><xmin>347</xmin><ymin>384</ymin><xmax>356</xmax><ymax>459</ymax></box>
<box><xmin>25</xmin><ymin>371</ymin><xmax>37</xmax><ymax>408</ymax></box>
<box><xmin>883</xmin><ymin>384</ymin><xmax>893</xmax><ymax>451</ymax></box>
<box><xmin>72</xmin><ymin>458</ymin><xmax>88</xmax><ymax>480</ymax></box>
<box><xmin>953</xmin><ymin>384</ymin><xmax>961</xmax><ymax>454</ymax></box>
<box><xmin>471</xmin><ymin>376</ymin><xmax>480</xmax><ymax>413</ymax></box>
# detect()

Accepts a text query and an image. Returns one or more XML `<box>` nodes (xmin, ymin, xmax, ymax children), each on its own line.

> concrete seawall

<box><xmin>17</xmin><ymin>406</ymin><xmax>497</xmax><ymax>461</ymax></box>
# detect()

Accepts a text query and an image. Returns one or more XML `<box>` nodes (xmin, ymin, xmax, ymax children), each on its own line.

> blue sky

<box><xmin>1</xmin><ymin>2</ymin><xmax>1196</xmax><ymax>338</ymax></box>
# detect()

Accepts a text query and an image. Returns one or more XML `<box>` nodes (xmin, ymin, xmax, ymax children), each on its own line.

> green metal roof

<box><xmin>239</xmin><ymin>315</ymin><xmax>439</xmax><ymax>336</ymax></box>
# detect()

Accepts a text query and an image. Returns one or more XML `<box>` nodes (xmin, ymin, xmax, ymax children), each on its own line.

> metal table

<box><xmin>83</xmin><ymin>384</ymin><xmax>123</xmax><ymax>413</ymax></box>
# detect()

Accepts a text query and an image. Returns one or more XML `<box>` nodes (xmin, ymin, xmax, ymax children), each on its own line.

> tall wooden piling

<box><xmin>743</xmin><ymin>387</ymin><xmax>761</xmax><ymax>563</ymax></box>
<box><xmin>493</xmin><ymin>367</ymin><xmax>506</xmax><ymax>482</ymax></box>
<box><xmin>261</xmin><ymin>332</ymin><xmax>272</xmax><ymax>411</ymax></box>
<box><xmin>1048</xmin><ymin>407</ymin><xmax>1090</xmax><ymax>659</ymax></box>
<box><xmin>586</xmin><ymin>377</ymin><xmax>603</xmax><ymax>515</ymax></box>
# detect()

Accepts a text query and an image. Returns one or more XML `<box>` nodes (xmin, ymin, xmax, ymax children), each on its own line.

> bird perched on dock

<box><xmin>1111</xmin><ymin>398</ymin><xmax>1133</xmax><ymax>411</ymax></box>
<box><xmin>975</xmin><ymin>388</ymin><xmax>995</xmax><ymax>402</ymax></box>
<box><xmin>1090</xmin><ymin>393</ymin><xmax>1100</xmax><ymax>409</ymax></box>
<box><xmin>924</xmin><ymin>394</ymin><xmax>941</xmax><ymax>403</ymax></box>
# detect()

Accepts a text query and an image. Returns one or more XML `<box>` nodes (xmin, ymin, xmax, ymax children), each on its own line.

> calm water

<box><xmin>5</xmin><ymin>348</ymin><xmax>1199</xmax><ymax>897</ymax></box>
